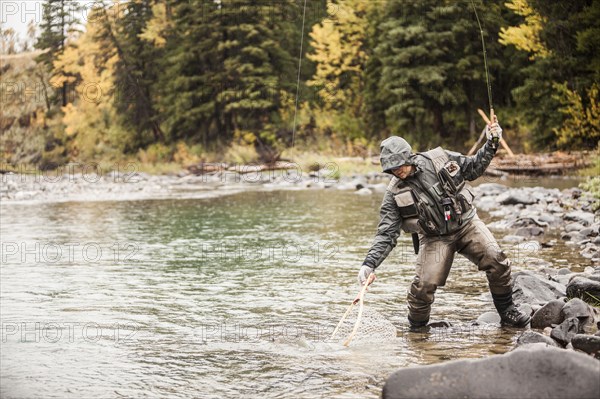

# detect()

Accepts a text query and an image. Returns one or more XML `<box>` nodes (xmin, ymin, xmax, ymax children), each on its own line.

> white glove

<box><xmin>486</xmin><ymin>122</ymin><xmax>503</xmax><ymax>144</ymax></box>
<box><xmin>357</xmin><ymin>265</ymin><xmax>374</xmax><ymax>286</ymax></box>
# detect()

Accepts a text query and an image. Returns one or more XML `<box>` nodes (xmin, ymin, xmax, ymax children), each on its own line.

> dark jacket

<box><xmin>362</xmin><ymin>137</ymin><xmax>497</xmax><ymax>269</ymax></box>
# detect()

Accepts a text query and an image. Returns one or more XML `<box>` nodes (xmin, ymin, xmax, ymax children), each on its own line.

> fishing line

<box><xmin>291</xmin><ymin>0</ymin><xmax>308</xmax><ymax>154</ymax></box>
<box><xmin>470</xmin><ymin>0</ymin><xmax>494</xmax><ymax>115</ymax></box>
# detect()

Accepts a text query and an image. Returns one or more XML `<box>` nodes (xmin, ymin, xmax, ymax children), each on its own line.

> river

<box><xmin>0</xmin><ymin>178</ymin><xmax>591</xmax><ymax>398</ymax></box>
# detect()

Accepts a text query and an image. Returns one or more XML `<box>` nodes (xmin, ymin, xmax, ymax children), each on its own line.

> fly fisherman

<box><xmin>358</xmin><ymin>118</ymin><xmax>531</xmax><ymax>330</ymax></box>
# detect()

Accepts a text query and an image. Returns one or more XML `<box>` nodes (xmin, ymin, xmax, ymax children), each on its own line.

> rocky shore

<box><xmin>381</xmin><ymin>182</ymin><xmax>600</xmax><ymax>398</ymax></box>
<box><xmin>383</xmin><ymin>266</ymin><xmax>600</xmax><ymax>399</ymax></box>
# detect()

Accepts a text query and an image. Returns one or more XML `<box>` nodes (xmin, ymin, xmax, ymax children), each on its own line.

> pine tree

<box><xmin>503</xmin><ymin>0</ymin><xmax>600</xmax><ymax>149</ymax></box>
<box><xmin>35</xmin><ymin>0</ymin><xmax>82</xmax><ymax>107</ymax></box>
<box><xmin>157</xmin><ymin>0</ymin><xmax>297</xmax><ymax>150</ymax></box>
<box><xmin>97</xmin><ymin>0</ymin><xmax>165</xmax><ymax>148</ymax></box>
<box><xmin>365</xmin><ymin>0</ymin><xmax>516</xmax><ymax>149</ymax></box>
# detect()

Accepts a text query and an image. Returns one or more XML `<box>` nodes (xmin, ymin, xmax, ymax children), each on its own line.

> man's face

<box><xmin>391</xmin><ymin>165</ymin><xmax>413</xmax><ymax>180</ymax></box>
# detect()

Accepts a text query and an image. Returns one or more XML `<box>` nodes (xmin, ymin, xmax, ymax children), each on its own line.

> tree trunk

<box><xmin>432</xmin><ymin>107</ymin><xmax>448</xmax><ymax>139</ymax></box>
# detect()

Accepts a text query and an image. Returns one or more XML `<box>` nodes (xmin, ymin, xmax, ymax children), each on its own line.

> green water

<box><xmin>0</xmin><ymin>188</ymin><xmax>590</xmax><ymax>398</ymax></box>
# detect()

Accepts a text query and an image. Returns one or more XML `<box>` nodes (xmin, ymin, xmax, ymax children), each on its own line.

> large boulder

<box><xmin>561</xmin><ymin>298</ymin><xmax>596</xmax><ymax>331</ymax></box>
<box><xmin>567</xmin><ymin>276</ymin><xmax>600</xmax><ymax>301</ymax></box>
<box><xmin>382</xmin><ymin>346</ymin><xmax>600</xmax><ymax>399</ymax></box>
<box><xmin>512</xmin><ymin>271</ymin><xmax>567</xmax><ymax>306</ymax></box>
<box><xmin>572</xmin><ymin>334</ymin><xmax>600</xmax><ymax>359</ymax></box>
<box><xmin>530</xmin><ymin>299</ymin><xmax>566</xmax><ymax>329</ymax></box>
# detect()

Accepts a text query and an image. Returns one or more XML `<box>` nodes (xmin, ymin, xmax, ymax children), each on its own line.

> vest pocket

<box><xmin>458</xmin><ymin>184</ymin><xmax>475</xmax><ymax>213</ymax></box>
<box><xmin>394</xmin><ymin>189</ymin><xmax>419</xmax><ymax>218</ymax></box>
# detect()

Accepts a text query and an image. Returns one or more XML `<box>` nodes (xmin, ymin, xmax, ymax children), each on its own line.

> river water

<box><xmin>0</xmin><ymin>180</ymin><xmax>590</xmax><ymax>398</ymax></box>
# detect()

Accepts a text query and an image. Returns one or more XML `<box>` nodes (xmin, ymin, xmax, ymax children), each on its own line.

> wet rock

<box><xmin>565</xmin><ymin>222</ymin><xmax>585</xmax><ymax>232</ymax></box>
<box><xmin>516</xmin><ymin>330</ymin><xmax>559</xmax><ymax>348</ymax></box>
<box><xmin>558</xmin><ymin>268</ymin><xmax>572</xmax><ymax>275</ymax></box>
<box><xmin>427</xmin><ymin>320</ymin><xmax>452</xmax><ymax>329</ymax></box>
<box><xmin>354</xmin><ymin>187</ymin><xmax>372</xmax><ymax>195</ymax></box>
<box><xmin>561</xmin><ymin>232</ymin><xmax>573</xmax><ymax>240</ymax></box>
<box><xmin>520</xmin><ymin>303</ymin><xmax>534</xmax><ymax>317</ymax></box>
<box><xmin>531</xmin><ymin>299</ymin><xmax>566</xmax><ymax>329</ymax></box>
<box><xmin>476</xmin><ymin>311</ymin><xmax>501</xmax><ymax>325</ymax></box>
<box><xmin>564</xmin><ymin>211</ymin><xmax>595</xmax><ymax>226</ymax></box>
<box><xmin>571</xmin><ymin>334</ymin><xmax>600</xmax><ymax>359</ymax></box>
<box><xmin>336</xmin><ymin>178</ymin><xmax>367</xmax><ymax>190</ymax></box>
<box><xmin>512</xmin><ymin>271</ymin><xmax>567</xmax><ymax>306</ymax></box>
<box><xmin>497</xmin><ymin>192</ymin><xmax>537</xmax><ymax>205</ymax></box>
<box><xmin>502</xmin><ymin>235</ymin><xmax>526</xmax><ymax>243</ymax></box>
<box><xmin>580</xmin><ymin>227</ymin><xmax>596</xmax><ymax>237</ymax></box>
<box><xmin>580</xmin><ymin>243</ymin><xmax>600</xmax><ymax>260</ymax></box>
<box><xmin>561</xmin><ymin>298</ymin><xmax>596</xmax><ymax>331</ymax></box>
<box><xmin>382</xmin><ymin>346</ymin><xmax>600</xmax><ymax>399</ymax></box>
<box><xmin>515</xmin><ymin>226</ymin><xmax>544</xmax><ymax>237</ymax></box>
<box><xmin>476</xmin><ymin>183</ymin><xmax>508</xmax><ymax>196</ymax></box>
<box><xmin>540</xmin><ymin>240</ymin><xmax>557</xmax><ymax>248</ymax></box>
<box><xmin>566</xmin><ymin>276</ymin><xmax>600</xmax><ymax>302</ymax></box>
<box><xmin>550</xmin><ymin>317</ymin><xmax>580</xmax><ymax>346</ymax></box>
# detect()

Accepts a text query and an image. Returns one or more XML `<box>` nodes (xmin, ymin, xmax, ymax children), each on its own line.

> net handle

<box><xmin>343</xmin><ymin>273</ymin><xmax>375</xmax><ymax>346</ymax></box>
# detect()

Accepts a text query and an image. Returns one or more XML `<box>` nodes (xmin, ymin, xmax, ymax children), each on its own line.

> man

<box><xmin>358</xmin><ymin>119</ymin><xmax>531</xmax><ymax>329</ymax></box>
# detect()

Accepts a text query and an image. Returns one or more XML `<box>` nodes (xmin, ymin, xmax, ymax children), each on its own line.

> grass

<box><xmin>583</xmin><ymin>292</ymin><xmax>600</xmax><ymax>308</ymax></box>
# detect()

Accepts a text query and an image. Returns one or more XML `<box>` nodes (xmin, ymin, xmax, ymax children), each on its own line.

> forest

<box><xmin>1</xmin><ymin>0</ymin><xmax>598</xmax><ymax>169</ymax></box>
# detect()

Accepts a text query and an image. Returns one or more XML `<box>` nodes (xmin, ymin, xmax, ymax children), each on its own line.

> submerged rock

<box><xmin>382</xmin><ymin>346</ymin><xmax>600</xmax><ymax>399</ymax></box>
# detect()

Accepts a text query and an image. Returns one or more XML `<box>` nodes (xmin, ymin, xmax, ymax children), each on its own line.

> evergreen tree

<box><xmin>96</xmin><ymin>0</ymin><xmax>165</xmax><ymax>149</ymax></box>
<box><xmin>365</xmin><ymin>0</ymin><xmax>518</xmax><ymax>149</ymax></box>
<box><xmin>157</xmin><ymin>0</ymin><xmax>298</xmax><ymax>150</ymax></box>
<box><xmin>503</xmin><ymin>0</ymin><xmax>600</xmax><ymax>149</ymax></box>
<box><xmin>35</xmin><ymin>0</ymin><xmax>82</xmax><ymax>107</ymax></box>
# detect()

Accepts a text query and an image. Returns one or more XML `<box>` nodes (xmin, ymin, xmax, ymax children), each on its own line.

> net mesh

<box><xmin>331</xmin><ymin>306</ymin><xmax>397</xmax><ymax>344</ymax></box>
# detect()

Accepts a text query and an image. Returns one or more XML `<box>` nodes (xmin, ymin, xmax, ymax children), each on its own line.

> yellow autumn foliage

<box><xmin>51</xmin><ymin>6</ymin><xmax>123</xmax><ymax>159</ymax></box>
<box><xmin>499</xmin><ymin>0</ymin><xmax>549</xmax><ymax>59</ymax></box>
<box><xmin>307</xmin><ymin>0</ymin><xmax>369</xmax><ymax>110</ymax></box>
<box><xmin>139</xmin><ymin>2</ymin><xmax>170</xmax><ymax>48</ymax></box>
<box><xmin>554</xmin><ymin>83</ymin><xmax>600</xmax><ymax>149</ymax></box>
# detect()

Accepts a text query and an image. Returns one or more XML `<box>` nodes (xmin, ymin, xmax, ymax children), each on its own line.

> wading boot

<box><xmin>492</xmin><ymin>292</ymin><xmax>531</xmax><ymax>327</ymax></box>
<box><xmin>408</xmin><ymin>316</ymin><xmax>429</xmax><ymax>332</ymax></box>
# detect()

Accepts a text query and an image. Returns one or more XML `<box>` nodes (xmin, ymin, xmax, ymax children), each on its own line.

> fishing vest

<box><xmin>387</xmin><ymin>147</ymin><xmax>476</xmax><ymax>236</ymax></box>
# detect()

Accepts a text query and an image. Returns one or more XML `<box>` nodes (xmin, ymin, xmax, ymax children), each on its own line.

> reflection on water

<box><xmin>0</xmin><ymin>186</ymin><xmax>589</xmax><ymax>398</ymax></box>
